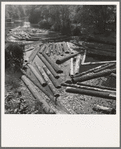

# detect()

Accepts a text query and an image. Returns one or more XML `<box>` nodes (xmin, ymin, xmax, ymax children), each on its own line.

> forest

<box><xmin>5</xmin><ymin>5</ymin><xmax>116</xmax><ymax>35</ymax></box>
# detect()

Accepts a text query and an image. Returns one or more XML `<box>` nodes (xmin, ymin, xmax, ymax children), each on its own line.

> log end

<box><xmin>42</xmin><ymin>82</ymin><xmax>47</xmax><ymax>87</ymax></box>
<box><xmin>56</xmin><ymin>60</ymin><xmax>61</xmax><ymax>64</ymax></box>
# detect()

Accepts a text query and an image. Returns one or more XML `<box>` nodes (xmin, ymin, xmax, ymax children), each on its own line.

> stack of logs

<box><xmin>21</xmin><ymin>41</ymin><xmax>116</xmax><ymax>114</ymax></box>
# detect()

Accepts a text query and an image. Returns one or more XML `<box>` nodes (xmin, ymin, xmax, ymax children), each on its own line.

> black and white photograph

<box><xmin>4</xmin><ymin>3</ymin><xmax>117</xmax><ymax>114</ymax></box>
<box><xmin>1</xmin><ymin>1</ymin><xmax>120</xmax><ymax>147</ymax></box>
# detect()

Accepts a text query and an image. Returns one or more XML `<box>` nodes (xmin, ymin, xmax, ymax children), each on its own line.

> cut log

<box><xmin>56</xmin><ymin>51</ymin><xmax>82</xmax><ymax>65</ymax></box>
<box><xmin>38</xmin><ymin>53</ymin><xmax>59</xmax><ymax>79</ymax></box>
<box><xmin>73</xmin><ymin>68</ymin><xmax>116</xmax><ymax>83</ymax></box>
<box><xmin>70</xmin><ymin>58</ymin><xmax>74</xmax><ymax>76</ymax></box>
<box><xmin>94</xmin><ymin>63</ymin><xmax>116</xmax><ymax>73</ymax></box>
<box><xmin>74</xmin><ymin>54</ymin><xmax>82</xmax><ymax>74</ymax></box>
<box><xmin>74</xmin><ymin>63</ymin><xmax>110</xmax><ymax>78</ymax></box>
<box><xmin>81</xmin><ymin>50</ymin><xmax>86</xmax><ymax>64</ymax></box>
<box><xmin>21</xmin><ymin>69</ymin><xmax>54</xmax><ymax>101</ymax></box>
<box><xmin>93</xmin><ymin>105</ymin><xmax>116</xmax><ymax>114</ymax></box>
<box><xmin>45</xmin><ymin>44</ymin><xmax>50</xmax><ymax>56</ymax></box>
<box><xmin>77</xmin><ymin>82</ymin><xmax>116</xmax><ymax>91</ymax></box>
<box><xmin>61</xmin><ymin>83</ymin><xmax>116</xmax><ymax>94</ymax></box>
<box><xmin>21</xmin><ymin>75</ymin><xmax>55</xmax><ymax>114</ymax></box>
<box><xmin>54</xmin><ymin>43</ymin><xmax>58</xmax><ymax>55</ymax></box>
<box><xmin>74</xmin><ymin>68</ymin><xmax>116</xmax><ymax>83</ymax></box>
<box><xmin>67</xmin><ymin>42</ymin><xmax>74</xmax><ymax>54</ymax></box>
<box><xmin>66</xmin><ymin>87</ymin><xmax>116</xmax><ymax>100</ymax></box>
<box><xmin>41</xmin><ymin>52</ymin><xmax>63</xmax><ymax>73</ymax></box>
<box><xmin>34</xmin><ymin>62</ymin><xmax>47</xmax><ymax>83</ymax></box>
<box><xmin>86</xmin><ymin>48</ymin><xmax>116</xmax><ymax>57</ymax></box>
<box><xmin>56</xmin><ymin>43</ymin><xmax>60</xmax><ymax>55</ymax></box>
<box><xmin>39</xmin><ymin>44</ymin><xmax>47</xmax><ymax>54</ymax></box>
<box><xmin>49</xmin><ymin>43</ymin><xmax>53</xmax><ymax>55</ymax></box>
<box><xmin>110</xmin><ymin>73</ymin><xmax>116</xmax><ymax>77</ymax></box>
<box><xmin>65</xmin><ymin>75</ymin><xmax>72</xmax><ymax>84</ymax></box>
<box><xmin>58</xmin><ymin>43</ymin><xmax>64</xmax><ymax>56</ymax></box>
<box><xmin>82</xmin><ymin>60</ymin><xmax>116</xmax><ymax>65</ymax></box>
<box><xmin>62</xmin><ymin>42</ymin><xmax>70</xmax><ymax>53</ymax></box>
<box><xmin>28</xmin><ymin>63</ymin><xmax>47</xmax><ymax>87</ymax></box>
<box><xmin>24</xmin><ymin>47</ymin><xmax>34</xmax><ymax>52</ymax></box>
<box><xmin>28</xmin><ymin>46</ymin><xmax>41</xmax><ymax>62</ymax></box>
<box><xmin>43</xmin><ymin>66</ymin><xmax>61</xmax><ymax>88</ymax></box>
<box><xmin>48</xmin><ymin>83</ymin><xmax>60</xmax><ymax>98</ymax></box>
<box><xmin>52</xmin><ymin>43</ymin><xmax>56</xmax><ymax>55</ymax></box>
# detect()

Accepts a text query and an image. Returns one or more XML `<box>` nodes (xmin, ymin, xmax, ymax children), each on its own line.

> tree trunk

<box><xmin>66</xmin><ymin>87</ymin><xmax>116</xmax><ymax>100</ymax></box>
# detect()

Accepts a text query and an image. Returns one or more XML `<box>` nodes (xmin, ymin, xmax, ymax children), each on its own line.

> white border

<box><xmin>1</xmin><ymin>1</ymin><xmax>120</xmax><ymax>147</ymax></box>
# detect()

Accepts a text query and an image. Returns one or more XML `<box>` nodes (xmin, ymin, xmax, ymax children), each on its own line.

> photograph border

<box><xmin>1</xmin><ymin>0</ymin><xmax>120</xmax><ymax>148</ymax></box>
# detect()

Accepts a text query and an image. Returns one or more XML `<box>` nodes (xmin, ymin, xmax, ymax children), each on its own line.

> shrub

<box><xmin>5</xmin><ymin>43</ymin><xmax>24</xmax><ymax>71</ymax></box>
<box><xmin>38</xmin><ymin>20</ymin><xmax>51</xmax><ymax>29</ymax></box>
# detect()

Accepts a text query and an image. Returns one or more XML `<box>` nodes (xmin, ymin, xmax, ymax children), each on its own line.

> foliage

<box><xmin>5</xmin><ymin>5</ymin><xmax>116</xmax><ymax>34</ymax></box>
<box><xmin>75</xmin><ymin>5</ymin><xmax>116</xmax><ymax>33</ymax></box>
<box><xmin>5</xmin><ymin>43</ymin><xmax>24</xmax><ymax>71</ymax></box>
<box><xmin>38</xmin><ymin>19</ymin><xmax>51</xmax><ymax>29</ymax></box>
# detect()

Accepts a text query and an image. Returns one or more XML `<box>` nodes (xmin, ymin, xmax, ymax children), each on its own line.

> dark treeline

<box><xmin>5</xmin><ymin>5</ymin><xmax>116</xmax><ymax>35</ymax></box>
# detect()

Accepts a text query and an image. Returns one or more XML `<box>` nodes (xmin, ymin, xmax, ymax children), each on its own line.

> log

<box><xmin>73</xmin><ymin>68</ymin><xmax>116</xmax><ymax>83</ymax></box>
<box><xmin>21</xmin><ymin>69</ymin><xmax>54</xmax><ymax>101</ymax></box>
<box><xmin>56</xmin><ymin>43</ymin><xmax>60</xmax><ymax>55</ymax></box>
<box><xmin>56</xmin><ymin>51</ymin><xmax>82</xmax><ymax>64</ymax></box>
<box><xmin>86</xmin><ymin>48</ymin><xmax>116</xmax><ymax>57</ymax></box>
<box><xmin>67</xmin><ymin>42</ymin><xmax>74</xmax><ymax>54</ymax></box>
<box><xmin>84</xmin><ymin>42</ymin><xmax>116</xmax><ymax>53</ymax></box>
<box><xmin>110</xmin><ymin>73</ymin><xmax>116</xmax><ymax>77</ymax></box>
<box><xmin>52</xmin><ymin>43</ymin><xmax>56</xmax><ymax>55</ymax></box>
<box><xmin>58</xmin><ymin>43</ymin><xmax>64</xmax><ymax>56</ymax></box>
<box><xmin>77</xmin><ymin>82</ymin><xmax>116</xmax><ymax>91</ymax></box>
<box><xmin>74</xmin><ymin>63</ymin><xmax>110</xmax><ymax>78</ymax></box>
<box><xmin>49</xmin><ymin>43</ymin><xmax>53</xmax><ymax>55</ymax></box>
<box><xmin>61</xmin><ymin>43</ymin><xmax>65</xmax><ymax>54</ymax></box>
<box><xmin>62</xmin><ymin>42</ymin><xmax>70</xmax><ymax>53</ymax></box>
<box><xmin>34</xmin><ymin>62</ymin><xmax>47</xmax><ymax>84</ymax></box>
<box><xmin>24</xmin><ymin>47</ymin><xmax>34</xmax><ymax>52</ymax></box>
<box><xmin>39</xmin><ymin>44</ymin><xmax>47</xmax><ymax>53</ymax></box>
<box><xmin>74</xmin><ymin>54</ymin><xmax>82</xmax><ymax>74</ymax></box>
<box><xmin>82</xmin><ymin>60</ymin><xmax>116</xmax><ymax>65</ymax></box>
<box><xmin>43</xmin><ymin>66</ymin><xmax>61</xmax><ymax>88</ymax></box>
<box><xmin>48</xmin><ymin>83</ymin><xmax>60</xmax><ymax>98</ymax></box>
<box><xmin>65</xmin><ymin>75</ymin><xmax>72</xmax><ymax>84</ymax></box>
<box><xmin>66</xmin><ymin>87</ymin><xmax>116</xmax><ymax>100</ymax></box>
<box><xmin>70</xmin><ymin>58</ymin><xmax>74</xmax><ymax>76</ymax></box>
<box><xmin>28</xmin><ymin>64</ymin><xmax>47</xmax><ymax>87</ymax></box>
<box><xmin>54</xmin><ymin>43</ymin><xmax>58</xmax><ymax>55</ymax></box>
<box><xmin>28</xmin><ymin>44</ymin><xmax>43</xmax><ymax>62</ymax></box>
<box><xmin>61</xmin><ymin>83</ymin><xmax>116</xmax><ymax>94</ymax></box>
<box><xmin>94</xmin><ymin>63</ymin><xmax>116</xmax><ymax>73</ymax></box>
<box><xmin>81</xmin><ymin>50</ymin><xmax>86</xmax><ymax>64</ymax></box>
<box><xmin>21</xmin><ymin>75</ymin><xmax>55</xmax><ymax>114</ymax></box>
<box><xmin>93</xmin><ymin>105</ymin><xmax>116</xmax><ymax>114</ymax></box>
<box><xmin>38</xmin><ymin>53</ymin><xmax>60</xmax><ymax>79</ymax></box>
<box><xmin>41</xmin><ymin>52</ymin><xmax>63</xmax><ymax>73</ymax></box>
<box><xmin>45</xmin><ymin>44</ymin><xmax>50</xmax><ymax>56</ymax></box>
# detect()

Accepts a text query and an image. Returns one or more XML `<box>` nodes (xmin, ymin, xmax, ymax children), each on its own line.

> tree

<box><xmin>75</xmin><ymin>5</ymin><xmax>116</xmax><ymax>33</ymax></box>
